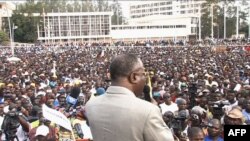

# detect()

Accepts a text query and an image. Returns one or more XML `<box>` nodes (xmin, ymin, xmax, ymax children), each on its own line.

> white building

<box><xmin>111</xmin><ymin>0</ymin><xmax>205</xmax><ymax>41</ymax></box>
<box><xmin>0</xmin><ymin>2</ymin><xmax>15</xmax><ymax>30</ymax></box>
<box><xmin>36</xmin><ymin>12</ymin><xmax>112</xmax><ymax>43</ymax></box>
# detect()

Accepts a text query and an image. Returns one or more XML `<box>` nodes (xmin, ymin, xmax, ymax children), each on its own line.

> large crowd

<box><xmin>0</xmin><ymin>40</ymin><xmax>249</xmax><ymax>141</ymax></box>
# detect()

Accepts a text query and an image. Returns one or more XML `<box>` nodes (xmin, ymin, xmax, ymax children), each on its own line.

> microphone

<box><xmin>65</xmin><ymin>95</ymin><xmax>78</xmax><ymax>112</ymax></box>
<box><xmin>65</xmin><ymin>87</ymin><xmax>80</xmax><ymax>112</ymax></box>
<box><xmin>74</xmin><ymin>123</ymin><xmax>84</xmax><ymax>139</ymax></box>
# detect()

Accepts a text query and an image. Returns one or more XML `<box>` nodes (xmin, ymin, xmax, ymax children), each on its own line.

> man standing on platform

<box><xmin>86</xmin><ymin>54</ymin><xmax>174</xmax><ymax>141</ymax></box>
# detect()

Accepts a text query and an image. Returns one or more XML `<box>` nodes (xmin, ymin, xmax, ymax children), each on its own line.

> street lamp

<box><xmin>6</xmin><ymin>9</ymin><xmax>15</xmax><ymax>56</ymax></box>
<box><xmin>211</xmin><ymin>4</ymin><xmax>214</xmax><ymax>39</ymax></box>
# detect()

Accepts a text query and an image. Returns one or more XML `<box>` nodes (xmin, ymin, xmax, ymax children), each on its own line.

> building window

<box><xmin>191</xmin><ymin>27</ymin><xmax>197</xmax><ymax>33</ymax></box>
<box><xmin>176</xmin><ymin>25</ymin><xmax>186</xmax><ymax>28</ymax></box>
<box><xmin>191</xmin><ymin>17</ymin><xmax>198</xmax><ymax>24</ymax></box>
<box><xmin>188</xmin><ymin>10</ymin><xmax>193</xmax><ymax>13</ymax></box>
<box><xmin>160</xmin><ymin>2</ymin><xmax>166</xmax><ymax>5</ymax></box>
<box><xmin>166</xmin><ymin>1</ymin><xmax>172</xmax><ymax>5</ymax></box>
<box><xmin>167</xmin><ymin>12</ymin><xmax>172</xmax><ymax>15</ymax></box>
<box><xmin>180</xmin><ymin>11</ymin><xmax>185</xmax><ymax>14</ymax></box>
<box><xmin>167</xmin><ymin>7</ymin><xmax>172</xmax><ymax>10</ymax></box>
<box><xmin>154</xmin><ymin>3</ymin><xmax>159</xmax><ymax>6</ymax></box>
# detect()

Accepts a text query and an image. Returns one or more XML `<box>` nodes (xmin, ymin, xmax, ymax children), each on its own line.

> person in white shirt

<box><xmin>224</xmin><ymin>90</ymin><xmax>238</xmax><ymax>111</ymax></box>
<box><xmin>160</xmin><ymin>93</ymin><xmax>178</xmax><ymax>114</ymax></box>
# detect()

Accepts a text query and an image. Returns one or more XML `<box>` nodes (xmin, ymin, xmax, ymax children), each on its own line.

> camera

<box><xmin>169</xmin><ymin>110</ymin><xmax>189</xmax><ymax>139</ymax></box>
<box><xmin>2</xmin><ymin>111</ymin><xmax>20</xmax><ymax>140</ymax></box>
<box><xmin>212</xmin><ymin>100</ymin><xmax>230</xmax><ymax>119</ymax></box>
<box><xmin>188</xmin><ymin>82</ymin><xmax>197</xmax><ymax>109</ymax></box>
<box><xmin>171</xmin><ymin>117</ymin><xmax>186</xmax><ymax>130</ymax></box>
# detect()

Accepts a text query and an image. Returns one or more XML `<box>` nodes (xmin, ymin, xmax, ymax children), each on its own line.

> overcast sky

<box><xmin>1</xmin><ymin>0</ymin><xmax>133</xmax><ymax>18</ymax></box>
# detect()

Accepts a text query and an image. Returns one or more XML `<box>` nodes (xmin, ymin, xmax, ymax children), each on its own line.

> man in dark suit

<box><xmin>86</xmin><ymin>54</ymin><xmax>174</xmax><ymax>141</ymax></box>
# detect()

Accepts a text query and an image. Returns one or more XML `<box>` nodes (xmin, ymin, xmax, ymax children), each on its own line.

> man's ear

<box><xmin>128</xmin><ymin>72</ymin><xmax>139</xmax><ymax>84</ymax></box>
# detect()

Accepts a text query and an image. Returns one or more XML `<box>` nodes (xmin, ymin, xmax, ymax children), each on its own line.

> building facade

<box><xmin>111</xmin><ymin>0</ymin><xmax>205</xmax><ymax>41</ymax></box>
<box><xmin>0</xmin><ymin>2</ymin><xmax>15</xmax><ymax>30</ymax></box>
<box><xmin>37</xmin><ymin>12</ymin><xmax>112</xmax><ymax>43</ymax></box>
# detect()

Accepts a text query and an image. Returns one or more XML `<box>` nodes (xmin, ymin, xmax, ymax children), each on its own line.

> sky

<box><xmin>1</xmin><ymin>0</ymin><xmax>249</xmax><ymax>19</ymax></box>
<box><xmin>0</xmin><ymin>0</ymin><xmax>138</xmax><ymax>18</ymax></box>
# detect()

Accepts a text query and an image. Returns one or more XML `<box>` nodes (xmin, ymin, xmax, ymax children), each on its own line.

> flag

<box><xmin>96</xmin><ymin>50</ymin><xmax>105</xmax><ymax>58</ymax></box>
<box><xmin>146</xmin><ymin>72</ymin><xmax>153</xmax><ymax>98</ymax></box>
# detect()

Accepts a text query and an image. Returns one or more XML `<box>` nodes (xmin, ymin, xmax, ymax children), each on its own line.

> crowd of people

<box><xmin>0</xmin><ymin>42</ymin><xmax>249</xmax><ymax>141</ymax></box>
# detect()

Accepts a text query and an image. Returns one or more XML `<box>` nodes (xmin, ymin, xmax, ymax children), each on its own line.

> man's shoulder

<box><xmin>85</xmin><ymin>95</ymin><xmax>103</xmax><ymax>107</ymax></box>
<box><xmin>135</xmin><ymin>97</ymin><xmax>158</xmax><ymax>108</ymax></box>
<box><xmin>86</xmin><ymin>94</ymin><xmax>157</xmax><ymax>110</ymax></box>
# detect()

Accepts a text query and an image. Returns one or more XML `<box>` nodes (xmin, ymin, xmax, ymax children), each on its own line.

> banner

<box><xmin>42</xmin><ymin>104</ymin><xmax>72</xmax><ymax>131</ymax></box>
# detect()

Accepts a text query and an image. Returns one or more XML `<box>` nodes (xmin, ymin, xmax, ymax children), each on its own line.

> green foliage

<box><xmin>201</xmin><ymin>0</ymin><xmax>248</xmax><ymax>39</ymax></box>
<box><xmin>0</xmin><ymin>30</ymin><xmax>9</xmax><ymax>45</ymax></box>
<box><xmin>6</xmin><ymin>0</ymin><xmax>124</xmax><ymax>43</ymax></box>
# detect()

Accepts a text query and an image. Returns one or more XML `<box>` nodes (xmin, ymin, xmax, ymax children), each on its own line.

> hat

<box><xmin>191</xmin><ymin>106</ymin><xmax>206</xmax><ymax>116</ymax></box>
<box><xmin>39</xmin><ymin>73</ymin><xmax>45</xmax><ymax>77</ymax></box>
<box><xmin>159</xmin><ymin>72</ymin><xmax>165</xmax><ymax>75</ymax></box>
<box><xmin>227</xmin><ymin>108</ymin><xmax>243</xmax><ymax>119</ymax></box>
<box><xmin>36</xmin><ymin>91</ymin><xmax>46</xmax><ymax>97</ymax></box>
<box><xmin>35</xmin><ymin>125</ymin><xmax>49</xmax><ymax>137</ymax></box>
<box><xmin>150</xmin><ymin>71</ymin><xmax>154</xmax><ymax>75</ymax></box>
<box><xmin>0</xmin><ymin>83</ymin><xmax>5</xmax><ymax>87</ymax></box>
<box><xmin>30</xmin><ymin>83</ymin><xmax>36</xmax><ymax>87</ymax></box>
<box><xmin>74</xmin><ymin>80</ymin><xmax>82</xmax><ymax>85</ymax></box>
<box><xmin>7</xmin><ymin>83</ymin><xmax>13</xmax><ymax>87</ymax></box>
<box><xmin>96</xmin><ymin>87</ymin><xmax>105</xmax><ymax>95</ymax></box>
<box><xmin>202</xmin><ymin>89</ymin><xmax>210</xmax><ymax>93</ymax></box>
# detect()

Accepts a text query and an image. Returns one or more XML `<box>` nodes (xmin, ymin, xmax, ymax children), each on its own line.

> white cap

<box><xmin>36</xmin><ymin>91</ymin><xmax>46</xmax><ymax>97</ymax></box>
<box><xmin>35</xmin><ymin>125</ymin><xmax>49</xmax><ymax>137</ymax></box>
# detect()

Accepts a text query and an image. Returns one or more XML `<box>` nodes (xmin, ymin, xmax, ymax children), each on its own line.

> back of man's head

<box><xmin>109</xmin><ymin>54</ymin><xmax>139</xmax><ymax>81</ymax></box>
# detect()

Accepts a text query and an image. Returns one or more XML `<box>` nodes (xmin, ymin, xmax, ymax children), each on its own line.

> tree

<box><xmin>0</xmin><ymin>30</ymin><xmax>9</xmax><ymax>45</ymax></box>
<box><xmin>200</xmin><ymin>0</ymin><xmax>249</xmax><ymax>39</ymax></box>
<box><xmin>4</xmin><ymin>0</ymin><xmax>122</xmax><ymax>43</ymax></box>
<box><xmin>201</xmin><ymin>0</ymin><xmax>220</xmax><ymax>38</ymax></box>
<box><xmin>111</xmin><ymin>0</ymin><xmax>124</xmax><ymax>25</ymax></box>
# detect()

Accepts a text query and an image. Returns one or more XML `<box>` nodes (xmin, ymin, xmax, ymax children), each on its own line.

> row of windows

<box><xmin>40</xmin><ymin>29</ymin><xmax>110</xmax><ymax>37</ymax></box>
<box><xmin>46</xmin><ymin>16</ymin><xmax>109</xmax><ymax>25</ymax></box>
<box><xmin>131</xmin><ymin>6</ymin><xmax>173</xmax><ymax>14</ymax></box>
<box><xmin>130</xmin><ymin>2</ymin><xmax>200</xmax><ymax>10</ymax></box>
<box><xmin>130</xmin><ymin>1</ymin><xmax>173</xmax><ymax>9</ymax></box>
<box><xmin>111</xmin><ymin>25</ymin><xmax>186</xmax><ymax>30</ymax></box>
<box><xmin>131</xmin><ymin>12</ymin><xmax>173</xmax><ymax>18</ymax></box>
<box><xmin>131</xmin><ymin>6</ymin><xmax>200</xmax><ymax>15</ymax></box>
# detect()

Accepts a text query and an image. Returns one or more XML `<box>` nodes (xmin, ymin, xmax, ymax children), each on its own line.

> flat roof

<box><xmin>26</xmin><ymin>12</ymin><xmax>113</xmax><ymax>17</ymax></box>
